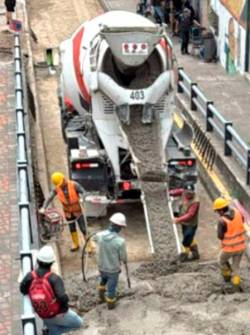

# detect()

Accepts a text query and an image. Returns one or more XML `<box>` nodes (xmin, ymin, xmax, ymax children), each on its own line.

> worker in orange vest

<box><xmin>40</xmin><ymin>172</ymin><xmax>91</xmax><ymax>252</ymax></box>
<box><xmin>213</xmin><ymin>197</ymin><xmax>246</xmax><ymax>292</ymax></box>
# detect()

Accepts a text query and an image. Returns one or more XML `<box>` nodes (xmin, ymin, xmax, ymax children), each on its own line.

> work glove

<box><xmin>39</xmin><ymin>207</ymin><xmax>45</xmax><ymax>214</ymax></box>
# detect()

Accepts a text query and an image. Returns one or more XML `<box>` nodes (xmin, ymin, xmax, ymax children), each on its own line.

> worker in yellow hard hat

<box><xmin>213</xmin><ymin>197</ymin><xmax>246</xmax><ymax>292</ymax></box>
<box><xmin>40</xmin><ymin>172</ymin><xmax>93</xmax><ymax>253</ymax></box>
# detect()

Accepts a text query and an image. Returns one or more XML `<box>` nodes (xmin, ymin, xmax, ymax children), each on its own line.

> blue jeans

<box><xmin>44</xmin><ymin>309</ymin><xmax>83</xmax><ymax>335</ymax></box>
<box><xmin>100</xmin><ymin>271</ymin><xmax>119</xmax><ymax>299</ymax></box>
<box><xmin>182</xmin><ymin>225</ymin><xmax>198</xmax><ymax>247</ymax></box>
<box><xmin>153</xmin><ymin>6</ymin><xmax>165</xmax><ymax>23</ymax></box>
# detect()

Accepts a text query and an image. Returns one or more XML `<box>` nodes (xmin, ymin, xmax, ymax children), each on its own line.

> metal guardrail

<box><xmin>177</xmin><ymin>67</ymin><xmax>250</xmax><ymax>185</ymax></box>
<box><xmin>14</xmin><ymin>33</ymin><xmax>38</xmax><ymax>335</ymax></box>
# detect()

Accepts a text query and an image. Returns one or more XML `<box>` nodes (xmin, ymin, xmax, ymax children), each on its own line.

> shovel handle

<box><xmin>124</xmin><ymin>262</ymin><xmax>131</xmax><ymax>289</ymax></box>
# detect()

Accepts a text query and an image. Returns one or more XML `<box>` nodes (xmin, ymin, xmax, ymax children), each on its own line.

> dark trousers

<box><xmin>181</xmin><ymin>224</ymin><xmax>198</xmax><ymax>247</ymax></box>
<box><xmin>67</xmin><ymin>214</ymin><xmax>86</xmax><ymax>235</ymax></box>
<box><xmin>181</xmin><ymin>31</ymin><xmax>190</xmax><ymax>54</ymax></box>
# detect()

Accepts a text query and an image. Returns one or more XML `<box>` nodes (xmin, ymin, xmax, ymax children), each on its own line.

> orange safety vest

<box><xmin>221</xmin><ymin>209</ymin><xmax>246</xmax><ymax>253</ymax></box>
<box><xmin>56</xmin><ymin>181</ymin><xmax>82</xmax><ymax>218</ymax></box>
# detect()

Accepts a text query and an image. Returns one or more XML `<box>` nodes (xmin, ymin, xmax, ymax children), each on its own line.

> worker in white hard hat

<box><xmin>94</xmin><ymin>212</ymin><xmax>128</xmax><ymax>310</ymax></box>
<box><xmin>20</xmin><ymin>246</ymin><xmax>83</xmax><ymax>334</ymax></box>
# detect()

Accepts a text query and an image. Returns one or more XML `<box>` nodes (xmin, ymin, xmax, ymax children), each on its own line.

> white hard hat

<box><xmin>37</xmin><ymin>246</ymin><xmax>55</xmax><ymax>264</ymax></box>
<box><xmin>109</xmin><ymin>212</ymin><xmax>127</xmax><ymax>227</ymax></box>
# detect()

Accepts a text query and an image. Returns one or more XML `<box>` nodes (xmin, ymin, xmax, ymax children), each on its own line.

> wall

<box><xmin>210</xmin><ymin>0</ymin><xmax>247</xmax><ymax>74</ymax></box>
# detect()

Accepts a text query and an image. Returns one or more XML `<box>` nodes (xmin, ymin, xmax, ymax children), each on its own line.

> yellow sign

<box><xmin>220</xmin><ymin>0</ymin><xmax>246</xmax><ymax>24</ymax></box>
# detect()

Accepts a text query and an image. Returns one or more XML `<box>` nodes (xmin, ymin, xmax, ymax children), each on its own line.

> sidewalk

<box><xmin>173</xmin><ymin>39</ymin><xmax>250</xmax><ymax>145</ymax></box>
<box><xmin>0</xmin><ymin>3</ymin><xmax>21</xmax><ymax>335</ymax></box>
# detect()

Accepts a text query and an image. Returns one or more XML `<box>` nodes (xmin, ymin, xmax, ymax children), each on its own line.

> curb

<box><xmin>20</xmin><ymin>0</ymin><xmax>50</xmax><ymax>196</ymax></box>
<box><xmin>175</xmin><ymin>94</ymin><xmax>250</xmax><ymax>210</ymax></box>
<box><xmin>19</xmin><ymin>1</ymin><xmax>62</xmax><ymax>275</ymax></box>
<box><xmin>98</xmin><ymin>0</ymin><xmax>110</xmax><ymax>11</ymax></box>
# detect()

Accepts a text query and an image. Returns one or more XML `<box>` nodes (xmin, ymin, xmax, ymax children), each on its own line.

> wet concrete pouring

<box><xmin>25</xmin><ymin>0</ymin><xmax>250</xmax><ymax>333</ymax></box>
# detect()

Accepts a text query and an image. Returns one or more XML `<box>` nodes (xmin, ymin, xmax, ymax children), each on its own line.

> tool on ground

<box><xmin>124</xmin><ymin>262</ymin><xmax>131</xmax><ymax>289</ymax></box>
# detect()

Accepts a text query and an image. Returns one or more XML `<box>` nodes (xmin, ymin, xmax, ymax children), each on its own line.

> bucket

<box><xmin>10</xmin><ymin>19</ymin><xmax>22</xmax><ymax>32</ymax></box>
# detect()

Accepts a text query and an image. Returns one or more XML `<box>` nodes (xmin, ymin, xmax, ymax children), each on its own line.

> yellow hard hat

<box><xmin>51</xmin><ymin>172</ymin><xmax>65</xmax><ymax>187</ymax></box>
<box><xmin>213</xmin><ymin>197</ymin><xmax>230</xmax><ymax>211</ymax></box>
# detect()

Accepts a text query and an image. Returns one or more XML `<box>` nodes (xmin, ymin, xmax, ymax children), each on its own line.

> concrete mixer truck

<box><xmin>58</xmin><ymin>11</ymin><xmax>196</xmax><ymax>217</ymax></box>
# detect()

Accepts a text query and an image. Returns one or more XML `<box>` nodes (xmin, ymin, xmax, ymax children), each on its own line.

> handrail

<box><xmin>177</xmin><ymin>67</ymin><xmax>250</xmax><ymax>185</ymax></box>
<box><xmin>14</xmin><ymin>33</ymin><xmax>38</xmax><ymax>335</ymax></box>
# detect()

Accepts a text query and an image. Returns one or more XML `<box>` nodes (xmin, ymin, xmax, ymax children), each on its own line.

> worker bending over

<box><xmin>94</xmin><ymin>213</ymin><xmax>128</xmax><ymax>310</ymax></box>
<box><xmin>20</xmin><ymin>246</ymin><xmax>83</xmax><ymax>334</ymax></box>
<box><xmin>213</xmin><ymin>197</ymin><xmax>246</xmax><ymax>292</ymax></box>
<box><xmin>170</xmin><ymin>184</ymin><xmax>200</xmax><ymax>262</ymax></box>
<box><xmin>40</xmin><ymin>172</ymin><xmax>90</xmax><ymax>252</ymax></box>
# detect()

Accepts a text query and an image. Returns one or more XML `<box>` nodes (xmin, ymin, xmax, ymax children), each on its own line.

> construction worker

<box><xmin>213</xmin><ymin>197</ymin><xmax>246</xmax><ymax>292</ymax></box>
<box><xmin>170</xmin><ymin>184</ymin><xmax>200</xmax><ymax>262</ymax></box>
<box><xmin>20</xmin><ymin>246</ymin><xmax>83</xmax><ymax>334</ymax></box>
<box><xmin>40</xmin><ymin>172</ymin><xmax>90</xmax><ymax>252</ymax></box>
<box><xmin>94</xmin><ymin>212</ymin><xmax>128</xmax><ymax>310</ymax></box>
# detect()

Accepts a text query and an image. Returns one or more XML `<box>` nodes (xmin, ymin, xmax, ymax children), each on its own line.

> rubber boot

<box><xmin>190</xmin><ymin>244</ymin><xmax>200</xmax><ymax>260</ymax></box>
<box><xmin>231</xmin><ymin>275</ymin><xmax>242</xmax><ymax>292</ymax></box>
<box><xmin>42</xmin><ymin>326</ymin><xmax>49</xmax><ymax>335</ymax></box>
<box><xmin>97</xmin><ymin>285</ymin><xmax>106</xmax><ymax>303</ymax></box>
<box><xmin>70</xmin><ymin>231</ymin><xmax>79</xmax><ymax>252</ymax></box>
<box><xmin>222</xmin><ymin>268</ymin><xmax>232</xmax><ymax>283</ymax></box>
<box><xmin>105</xmin><ymin>296</ymin><xmax>117</xmax><ymax>310</ymax></box>
<box><xmin>179</xmin><ymin>247</ymin><xmax>190</xmax><ymax>262</ymax></box>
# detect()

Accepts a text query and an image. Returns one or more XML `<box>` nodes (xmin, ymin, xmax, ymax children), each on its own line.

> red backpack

<box><xmin>29</xmin><ymin>271</ymin><xmax>60</xmax><ymax>319</ymax></box>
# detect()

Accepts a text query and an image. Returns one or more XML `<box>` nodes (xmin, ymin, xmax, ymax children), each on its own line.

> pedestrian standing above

<box><xmin>40</xmin><ymin>172</ymin><xmax>93</xmax><ymax>253</ymax></box>
<box><xmin>213</xmin><ymin>198</ymin><xmax>246</xmax><ymax>292</ymax></box>
<box><xmin>151</xmin><ymin>0</ymin><xmax>165</xmax><ymax>24</ymax></box>
<box><xmin>170</xmin><ymin>184</ymin><xmax>200</xmax><ymax>262</ymax></box>
<box><xmin>183</xmin><ymin>0</ymin><xmax>195</xmax><ymax>20</ymax></box>
<box><xmin>94</xmin><ymin>213</ymin><xmax>128</xmax><ymax>310</ymax></box>
<box><xmin>20</xmin><ymin>246</ymin><xmax>83</xmax><ymax>335</ymax></box>
<box><xmin>178</xmin><ymin>8</ymin><xmax>192</xmax><ymax>54</ymax></box>
<box><xmin>4</xmin><ymin>0</ymin><xmax>16</xmax><ymax>25</ymax></box>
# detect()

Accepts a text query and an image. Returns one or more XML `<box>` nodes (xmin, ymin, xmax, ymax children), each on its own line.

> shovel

<box><xmin>124</xmin><ymin>262</ymin><xmax>131</xmax><ymax>289</ymax></box>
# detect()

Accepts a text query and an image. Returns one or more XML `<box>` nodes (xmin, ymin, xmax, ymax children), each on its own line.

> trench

<box><xmin>25</xmin><ymin>0</ymin><xmax>250</xmax><ymax>332</ymax></box>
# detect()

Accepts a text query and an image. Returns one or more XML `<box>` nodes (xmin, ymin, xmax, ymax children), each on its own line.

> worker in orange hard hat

<box><xmin>40</xmin><ymin>172</ymin><xmax>92</xmax><ymax>253</ymax></box>
<box><xmin>213</xmin><ymin>197</ymin><xmax>246</xmax><ymax>292</ymax></box>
